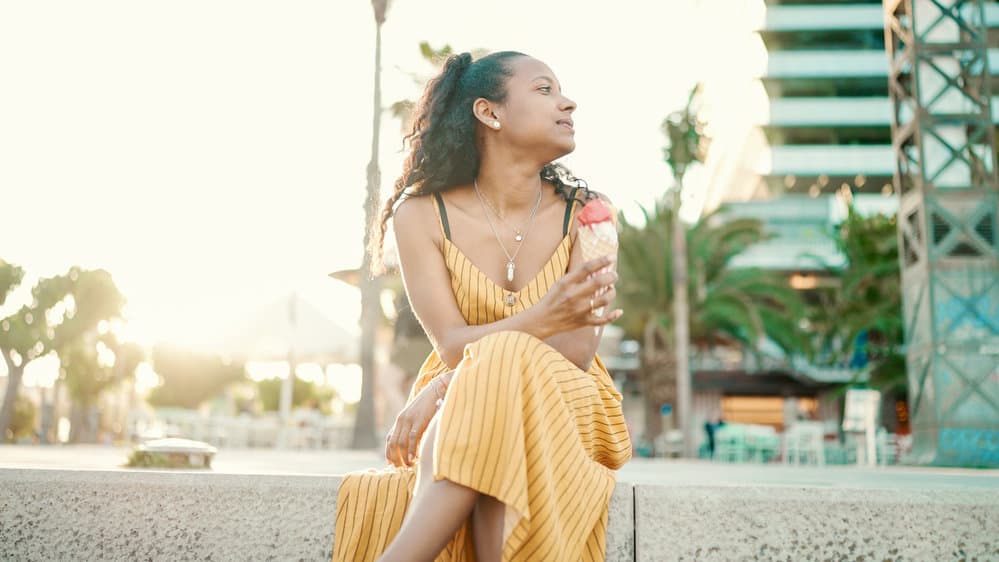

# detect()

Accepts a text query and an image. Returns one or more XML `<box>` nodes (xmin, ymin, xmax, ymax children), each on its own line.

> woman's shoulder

<box><xmin>393</xmin><ymin>193</ymin><xmax>436</xmax><ymax>230</ymax></box>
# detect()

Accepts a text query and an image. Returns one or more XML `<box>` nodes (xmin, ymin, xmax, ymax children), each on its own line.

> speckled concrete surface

<box><xmin>635</xmin><ymin>485</ymin><xmax>999</xmax><ymax>562</ymax></box>
<box><xmin>6</xmin><ymin>467</ymin><xmax>997</xmax><ymax>562</ymax></box>
<box><xmin>0</xmin><ymin>469</ymin><xmax>636</xmax><ymax>562</ymax></box>
<box><xmin>606</xmin><ymin>482</ymin><xmax>635</xmax><ymax>562</ymax></box>
<box><xmin>0</xmin><ymin>468</ymin><xmax>341</xmax><ymax>562</ymax></box>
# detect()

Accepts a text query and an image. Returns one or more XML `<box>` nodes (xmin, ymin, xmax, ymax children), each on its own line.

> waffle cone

<box><xmin>578</xmin><ymin>222</ymin><xmax>618</xmax><ymax>317</ymax></box>
<box><xmin>579</xmin><ymin>222</ymin><xmax>618</xmax><ymax>265</ymax></box>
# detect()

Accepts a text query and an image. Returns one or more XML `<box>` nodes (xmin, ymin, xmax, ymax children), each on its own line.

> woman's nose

<box><xmin>560</xmin><ymin>95</ymin><xmax>576</xmax><ymax>112</ymax></box>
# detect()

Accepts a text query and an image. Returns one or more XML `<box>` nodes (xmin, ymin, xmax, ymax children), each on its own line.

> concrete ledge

<box><xmin>0</xmin><ymin>469</ymin><xmax>341</xmax><ymax>561</ymax></box>
<box><xmin>2</xmin><ymin>468</ymin><xmax>998</xmax><ymax>561</ymax></box>
<box><xmin>636</xmin><ymin>485</ymin><xmax>999</xmax><ymax>561</ymax></box>
<box><xmin>0</xmin><ymin>469</ymin><xmax>632</xmax><ymax>562</ymax></box>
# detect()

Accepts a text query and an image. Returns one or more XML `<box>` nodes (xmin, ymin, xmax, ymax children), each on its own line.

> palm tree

<box><xmin>353</xmin><ymin>0</ymin><xmax>390</xmax><ymax>449</ymax></box>
<box><xmin>616</xmin><ymin>202</ymin><xmax>810</xmax><ymax>454</ymax></box>
<box><xmin>661</xmin><ymin>85</ymin><xmax>708</xmax><ymax>456</ymax></box>
<box><xmin>810</xmin><ymin>203</ymin><xmax>905</xmax><ymax>393</ymax></box>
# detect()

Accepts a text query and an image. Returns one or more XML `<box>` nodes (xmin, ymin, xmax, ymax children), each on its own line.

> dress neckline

<box><xmin>443</xmin><ymin>233</ymin><xmax>572</xmax><ymax>295</ymax></box>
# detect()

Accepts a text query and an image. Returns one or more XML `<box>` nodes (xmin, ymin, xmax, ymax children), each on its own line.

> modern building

<box><xmin>756</xmin><ymin>0</ymin><xmax>998</xmax><ymax>202</ymax></box>
<box><xmin>617</xmin><ymin>0</ymin><xmax>999</xmax><ymax>456</ymax></box>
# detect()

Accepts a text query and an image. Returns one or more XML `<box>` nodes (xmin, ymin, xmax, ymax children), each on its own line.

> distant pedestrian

<box><xmin>704</xmin><ymin>415</ymin><xmax>725</xmax><ymax>459</ymax></box>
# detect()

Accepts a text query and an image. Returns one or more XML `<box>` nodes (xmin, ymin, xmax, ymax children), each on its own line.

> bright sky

<box><xmin>0</xmin><ymin>0</ymin><xmax>761</xmax><ymax>357</ymax></box>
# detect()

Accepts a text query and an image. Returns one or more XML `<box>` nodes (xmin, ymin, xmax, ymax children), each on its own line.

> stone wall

<box><xmin>1</xmin><ymin>468</ymin><xmax>997</xmax><ymax>561</ymax></box>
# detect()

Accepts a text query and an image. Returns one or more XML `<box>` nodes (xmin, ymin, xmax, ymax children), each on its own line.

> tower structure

<box><xmin>884</xmin><ymin>0</ymin><xmax>999</xmax><ymax>467</ymax></box>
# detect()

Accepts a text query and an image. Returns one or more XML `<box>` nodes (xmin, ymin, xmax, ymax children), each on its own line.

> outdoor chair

<box><xmin>783</xmin><ymin>421</ymin><xmax>825</xmax><ymax>466</ymax></box>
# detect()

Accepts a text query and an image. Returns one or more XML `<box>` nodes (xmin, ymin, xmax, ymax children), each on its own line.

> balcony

<box><xmin>760</xmin><ymin>2</ymin><xmax>999</xmax><ymax>32</ymax></box>
<box><xmin>767</xmin><ymin>97</ymin><xmax>999</xmax><ymax>127</ymax></box>
<box><xmin>767</xmin><ymin>144</ymin><xmax>895</xmax><ymax>176</ymax></box>
<box><xmin>768</xmin><ymin>97</ymin><xmax>890</xmax><ymax>126</ymax></box>
<box><xmin>763</xmin><ymin>48</ymin><xmax>999</xmax><ymax>79</ymax></box>
<box><xmin>761</xmin><ymin>4</ymin><xmax>884</xmax><ymax>31</ymax></box>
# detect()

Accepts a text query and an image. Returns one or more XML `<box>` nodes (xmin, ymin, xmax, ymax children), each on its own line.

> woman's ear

<box><xmin>472</xmin><ymin>98</ymin><xmax>501</xmax><ymax>130</ymax></box>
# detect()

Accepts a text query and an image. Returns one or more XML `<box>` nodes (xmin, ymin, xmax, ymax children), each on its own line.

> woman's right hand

<box><xmin>384</xmin><ymin>374</ymin><xmax>448</xmax><ymax>468</ymax></box>
<box><xmin>536</xmin><ymin>255</ymin><xmax>622</xmax><ymax>336</ymax></box>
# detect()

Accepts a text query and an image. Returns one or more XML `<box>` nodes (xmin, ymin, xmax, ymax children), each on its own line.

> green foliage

<box><xmin>616</xmin><ymin>201</ymin><xmax>811</xmax><ymax>356</ymax></box>
<box><xmin>0</xmin><ymin>262</ymin><xmax>127</xmax><ymax>438</ymax></box>
<box><xmin>811</xmin><ymin>204</ymin><xmax>905</xmax><ymax>392</ymax></box>
<box><xmin>125</xmin><ymin>450</ymin><xmax>211</xmax><ymax>469</ymax></box>
<box><xmin>0</xmin><ymin>265</ymin><xmax>125</xmax><ymax>360</ymax></box>
<box><xmin>60</xmin><ymin>337</ymin><xmax>115</xmax><ymax>407</ymax></box>
<box><xmin>146</xmin><ymin>346</ymin><xmax>246</xmax><ymax>409</ymax></box>
<box><xmin>256</xmin><ymin>375</ymin><xmax>334</xmax><ymax>413</ymax></box>
<box><xmin>7</xmin><ymin>395</ymin><xmax>36</xmax><ymax>442</ymax></box>
<box><xmin>661</xmin><ymin>84</ymin><xmax>709</xmax><ymax>180</ymax></box>
<box><xmin>418</xmin><ymin>40</ymin><xmax>453</xmax><ymax>65</ymax></box>
<box><xmin>0</xmin><ymin>259</ymin><xmax>26</xmax><ymax>307</ymax></box>
<box><xmin>616</xmin><ymin>199</ymin><xmax>673</xmax><ymax>340</ymax></box>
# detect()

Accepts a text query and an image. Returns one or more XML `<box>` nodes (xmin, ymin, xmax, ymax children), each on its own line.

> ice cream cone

<box><xmin>576</xmin><ymin>199</ymin><xmax>619</xmax><ymax>317</ymax></box>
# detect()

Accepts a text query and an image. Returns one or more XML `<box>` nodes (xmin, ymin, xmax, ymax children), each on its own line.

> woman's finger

<box><xmin>589</xmin><ymin>308</ymin><xmax>624</xmax><ymax>325</ymax></box>
<box><xmin>407</xmin><ymin>426</ymin><xmax>420</xmax><ymax>466</ymax></box>
<box><xmin>565</xmin><ymin>256</ymin><xmax>613</xmax><ymax>284</ymax></box>
<box><xmin>595</xmin><ymin>287</ymin><xmax>616</xmax><ymax>309</ymax></box>
<box><xmin>395</xmin><ymin>424</ymin><xmax>411</xmax><ymax>467</ymax></box>
<box><xmin>387</xmin><ymin>428</ymin><xmax>401</xmax><ymax>465</ymax></box>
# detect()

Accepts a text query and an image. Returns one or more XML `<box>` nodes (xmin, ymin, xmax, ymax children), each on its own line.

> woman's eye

<box><xmin>538</xmin><ymin>86</ymin><xmax>551</xmax><ymax>93</ymax></box>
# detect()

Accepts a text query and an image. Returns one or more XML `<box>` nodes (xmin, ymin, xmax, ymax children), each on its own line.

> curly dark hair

<box><xmin>369</xmin><ymin>50</ymin><xmax>595</xmax><ymax>274</ymax></box>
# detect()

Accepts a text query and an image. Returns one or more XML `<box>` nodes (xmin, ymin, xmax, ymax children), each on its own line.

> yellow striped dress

<box><xmin>333</xmin><ymin>189</ymin><xmax>633</xmax><ymax>561</ymax></box>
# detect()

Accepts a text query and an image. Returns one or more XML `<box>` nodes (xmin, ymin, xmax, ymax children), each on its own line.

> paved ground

<box><xmin>2</xmin><ymin>444</ymin><xmax>996</xmax><ymax>489</ymax></box>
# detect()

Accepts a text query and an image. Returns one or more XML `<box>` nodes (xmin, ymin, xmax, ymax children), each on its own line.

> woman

<box><xmin>333</xmin><ymin>50</ymin><xmax>632</xmax><ymax>562</ymax></box>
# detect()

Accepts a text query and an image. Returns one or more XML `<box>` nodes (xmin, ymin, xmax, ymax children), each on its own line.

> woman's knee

<box><xmin>419</xmin><ymin>410</ymin><xmax>442</xmax><ymax>461</ymax></box>
<box><xmin>468</xmin><ymin>330</ymin><xmax>538</xmax><ymax>362</ymax></box>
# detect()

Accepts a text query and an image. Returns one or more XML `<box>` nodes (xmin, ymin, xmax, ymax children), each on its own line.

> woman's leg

<box><xmin>377</xmin><ymin>413</ymin><xmax>478</xmax><ymax>562</ymax></box>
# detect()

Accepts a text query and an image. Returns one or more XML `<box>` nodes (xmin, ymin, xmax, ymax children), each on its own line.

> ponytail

<box><xmin>368</xmin><ymin>51</ymin><xmax>592</xmax><ymax>276</ymax></box>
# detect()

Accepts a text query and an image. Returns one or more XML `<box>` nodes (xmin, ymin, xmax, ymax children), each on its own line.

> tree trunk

<box><xmin>671</xmin><ymin>185</ymin><xmax>693</xmax><ymax>457</ymax></box>
<box><xmin>642</xmin><ymin>375</ymin><xmax>663</xmax><ymax>455</ymax></box>
<box><xmin>640</xmin><ymin>319</ymin><xmax>676</xmax><ymax>456</ymax></box>
<box><xmin>38</xmin><ymin>385</ymin><xmax>53</xmax><ymax>444</ymax></box>
<box><xmin>68</xmin><ymin>400</ymin><xmax>83</xmax><ymax>444</ymax></box>
<box><xmin>352</xmin><ymin>19</ymin><xmax>384</xmax><ymax>450</ymax></box>
<box><xmin>67</xmin><ymin>399</ymin><xmax>99</xmax><ymax>444</ymax></box>
<box><xmin>0</xmin><ymin>349</ymin><xmax>24</xmax><ymax>442</ymax></box>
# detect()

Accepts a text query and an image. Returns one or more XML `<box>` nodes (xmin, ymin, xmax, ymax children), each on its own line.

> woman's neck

<box><xmin>475</xmin><ymin>159</ymin><xmax>545</xmax><ymax>216</ymax></box>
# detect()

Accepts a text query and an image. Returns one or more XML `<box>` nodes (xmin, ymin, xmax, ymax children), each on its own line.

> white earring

<box><xmin>492</xmin><ymin>120</ymin><xmax>500</xmax><ymax>129</ymax></box>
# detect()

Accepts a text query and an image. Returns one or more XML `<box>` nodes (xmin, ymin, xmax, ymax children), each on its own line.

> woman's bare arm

<box><xmin>393</xmin><ymin>195</ymin><xmax>617</xmax><ymax>370</ymax></box>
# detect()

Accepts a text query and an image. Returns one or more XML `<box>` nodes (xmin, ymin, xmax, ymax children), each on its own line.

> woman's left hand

<box><xmin>384</xmin><ymin>373</ymin><xmax>451</xmax><ymax>468</ymax></box>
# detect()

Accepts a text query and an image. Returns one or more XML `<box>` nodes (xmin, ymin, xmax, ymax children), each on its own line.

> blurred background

<box><xmin>1</xmin><ymin>0</ymin><xmax>997</xmax><ymax>472</ymax></box>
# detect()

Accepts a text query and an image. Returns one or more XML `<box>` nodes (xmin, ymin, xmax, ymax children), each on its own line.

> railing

<box><xmin>764</xmin><ymin>48</ymin><xmax>999</xmax><ymax>78</ymax></box>
<box><xmin>767</xmin><ymin>144</ymin><xmax>896</xmax><ymax>176</ymax></box>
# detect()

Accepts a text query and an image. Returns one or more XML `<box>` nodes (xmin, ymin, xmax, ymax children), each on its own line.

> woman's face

<box><xmin>490</xmin><ymin>56</ymin><xmax>577</xmax><ymax>162</ymax></box>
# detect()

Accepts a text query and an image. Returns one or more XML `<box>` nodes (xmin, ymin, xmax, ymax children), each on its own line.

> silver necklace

<box><xmin>476</xmin><ymin>183</ymin><xmax>540</xmax><ymax>243</ymax></box>
<box><xmin>473</xmin><ymin>179</ymin><xmax>543</xmax><ymax>295</ymax></box>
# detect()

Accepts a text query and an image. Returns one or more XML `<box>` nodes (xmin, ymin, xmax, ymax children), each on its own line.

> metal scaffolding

<box><xmin>884</xmin><ymin>0</ymin><xmax>999</xmax><ymax>466</ymax></box>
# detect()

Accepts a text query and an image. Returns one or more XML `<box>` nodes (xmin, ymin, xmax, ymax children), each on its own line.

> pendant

<box><xmin>506</xmin><ymin>261</ymin><xmax>515</xmax><ymax>283</ymax></box>
<box><xmin>514</xmin><ymin>230</ymin><xmax>523</xmax><ymax>242</ymax></box>
<box><xmin>504</xmin><ymin>293</ymin><xmax>517</xmax><ymax>307</ymax></box>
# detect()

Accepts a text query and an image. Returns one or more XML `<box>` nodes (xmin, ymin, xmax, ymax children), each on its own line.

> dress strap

<box><xmin>432</xmin><ymin>192</ymin><xmax>452</xmax><ymax>240</ymax></box>
<box><xmin>562</xmin><ymin>186</ymin><xmax>581</xmax><ymax>236</ymax></box>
